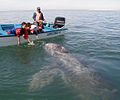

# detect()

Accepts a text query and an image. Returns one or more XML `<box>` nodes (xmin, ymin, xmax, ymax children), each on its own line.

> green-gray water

<box><xmin>0</xmin><ymin>10</ymin><xmax>120</xmax><ymax>100</ymax></box>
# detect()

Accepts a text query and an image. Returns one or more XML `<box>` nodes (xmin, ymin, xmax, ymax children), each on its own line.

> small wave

<box><xmin>73</xmin><ymin>25</ymin><xmax>91</xmax><ymax>29</ymax></box>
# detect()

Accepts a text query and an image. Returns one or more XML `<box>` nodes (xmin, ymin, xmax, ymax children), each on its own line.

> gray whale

<box><xmin>29</xmin><ymin>43</ymin><xmax>117</xmax><ymax>99</ymax></box>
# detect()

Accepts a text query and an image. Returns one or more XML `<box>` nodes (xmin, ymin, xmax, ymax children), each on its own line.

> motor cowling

<box><xmin>53</xmin><ymin>17</ymin><xmax>65</xmax><ymax>28</ymax></box>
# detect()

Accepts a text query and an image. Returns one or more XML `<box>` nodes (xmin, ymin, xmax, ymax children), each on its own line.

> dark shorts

<box><xmin>33</xmin><ymin>28</ymin><xmax>42</xmax><ymax>35</ymax></box>
<box><xmin>33</xmin><ymin>28</ymin><xmax>39</xmax><ymax>35</ymax></box>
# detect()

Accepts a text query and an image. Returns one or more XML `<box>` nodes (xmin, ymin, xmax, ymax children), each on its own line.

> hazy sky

<box><xmin>0</xmin><ymin>0</ymin><xmax>120</xmax><ymax>11</ymax></box>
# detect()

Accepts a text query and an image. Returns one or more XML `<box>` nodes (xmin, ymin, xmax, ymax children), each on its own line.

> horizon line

<box><xmin>0</xmin><ymin>9</ymin><xmax>120</xmax><ymax>12</ymax></box>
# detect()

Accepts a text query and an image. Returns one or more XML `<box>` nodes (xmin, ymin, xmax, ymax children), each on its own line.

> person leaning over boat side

<box><xmin>8</xmin><ymin>22</ymin><xmax>33</xmax><ymax>46</ymax></box>
<box><xmin>30</xmin><ymin>22</ymin><xmax>45</xmax><ymax>41</ymax></box>
<box><xmin>33</xmin><ymin>7</ymin><xmax>46</xmax><ymax>26</ymax></box>
<box><xmin>16</xmin><ymin>22</ymin><xmax>34</xmax><ymax>46</ymax></box>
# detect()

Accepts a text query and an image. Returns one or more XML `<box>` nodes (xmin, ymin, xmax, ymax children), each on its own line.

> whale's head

<box><xmin>44</xmin><ymin>43</ymin><xmax>67</xmax><ymax>56</ymax></box>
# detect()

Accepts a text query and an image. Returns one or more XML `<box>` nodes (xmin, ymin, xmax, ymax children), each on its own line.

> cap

<box><xmin>37</xmin><ymin>7</ymin><xmax>40</xmax><ymax>10</ymax></box>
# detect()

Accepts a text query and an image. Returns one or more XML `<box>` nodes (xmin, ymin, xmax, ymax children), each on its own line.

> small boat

<box><xmin>0</xmin><ymin>17</ymin><xmax>68</xmax><ymax>47</ymax></box>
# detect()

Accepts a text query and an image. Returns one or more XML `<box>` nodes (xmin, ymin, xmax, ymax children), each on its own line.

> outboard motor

<box><xmin>53</xmin><ymin>17</ymin><xmax>65</xmax><ymax>28</ymax></box>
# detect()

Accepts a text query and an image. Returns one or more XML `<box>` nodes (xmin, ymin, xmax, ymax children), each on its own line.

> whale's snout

<box><xmin>44</xmin><ymin>43</ymin><xmax>67</xmax><ymax>55</ymax></box>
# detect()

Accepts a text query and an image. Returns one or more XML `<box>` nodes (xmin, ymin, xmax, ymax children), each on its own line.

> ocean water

<box><xmin>0</xmin><ymin>10</ymin><xmax>120</xmax><ymax>100</ymax></box>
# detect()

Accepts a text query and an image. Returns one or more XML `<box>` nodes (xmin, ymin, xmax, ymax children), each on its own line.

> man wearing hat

<box><xmin>33</xmin><ymin>7</ymin><xmax>45</xmax><ymax>26</ymax></box>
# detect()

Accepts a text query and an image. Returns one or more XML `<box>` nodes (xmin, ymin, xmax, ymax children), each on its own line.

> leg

<box><xmin>34</xmin><ymin>28</ymin><xmax>39</xmax><ymax>41</ymax></box>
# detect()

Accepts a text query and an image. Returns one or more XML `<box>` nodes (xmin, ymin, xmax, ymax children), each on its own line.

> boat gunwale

<box><xmin>0</xmin><ymin>26</ymin><xmax>68</xmax><ymax>37</ymax></box>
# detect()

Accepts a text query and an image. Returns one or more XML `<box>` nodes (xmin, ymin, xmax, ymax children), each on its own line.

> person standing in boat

<box><xmin>8</xmin><ymin>22</ymin><xmax>34</xmax><ymax>46</ymax></box>
<box><xmin>33</xmin><ymin>7</ymin><xmax>46</xmax><ymax>26</ymax></box>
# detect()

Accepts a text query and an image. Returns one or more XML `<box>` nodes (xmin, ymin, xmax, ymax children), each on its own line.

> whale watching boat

<box><xmin>0</xmin><ymin>17</ymin><xmax>68</xmax><ymax>46</ymax></box>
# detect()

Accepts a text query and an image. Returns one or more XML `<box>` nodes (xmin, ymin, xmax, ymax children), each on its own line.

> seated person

<box><xmin>33</xmin><ymin>7</ymin><xmax>46</xmax><ymax>26</ymax></box>
<box><xmin>8</xmin><ymin>22</ymin><xmax>34</xmax><ymax>46</ymax></box>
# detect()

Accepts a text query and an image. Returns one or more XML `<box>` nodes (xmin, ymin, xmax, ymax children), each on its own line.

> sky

<box><xmin>0</xmin><ymin>0</ymin><xmax>120</xmax><ymax>11</ymax></box>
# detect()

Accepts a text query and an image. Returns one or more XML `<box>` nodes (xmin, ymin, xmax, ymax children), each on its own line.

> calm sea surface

<box><xmin>0</xmin><ymin>10</ymin><xmax>120</xmax><ymax>100</ymax></box>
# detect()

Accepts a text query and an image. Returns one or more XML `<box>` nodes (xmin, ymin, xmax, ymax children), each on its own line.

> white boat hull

<box><xmin>0</xmin><ymin>31</ymin><xmax>65</xmax><ymax>47</ymax></box>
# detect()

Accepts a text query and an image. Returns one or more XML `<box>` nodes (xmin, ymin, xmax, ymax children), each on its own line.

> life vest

<box><xmin>15</xmin><ymin>28</ymin><xmax>23</xmax><ymax>37</ymax></box>
<box><xmin>33</xmin><ymin>11</ymin><xmax>44</xmax><ymax>22</ymax></box>
<box><xmin>16</xmin><ymin>28</ymin><xmax>28</xmax><ymax>39</ymax></box>
<box><xmin>36</xmin><ymin>11</ymin><xmax>42</xmax><ymax>21</ymax></box>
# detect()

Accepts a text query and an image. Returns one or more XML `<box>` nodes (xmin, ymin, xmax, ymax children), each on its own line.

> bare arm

<box><xmin>18</xmin><ymin>37</ymin><xmax>20</xmax><ymax>46</ymax></box>
<box><xmin>27</xmin><ymin>38</ymin><xmax>34</xmax><ymax>45</ymax></box>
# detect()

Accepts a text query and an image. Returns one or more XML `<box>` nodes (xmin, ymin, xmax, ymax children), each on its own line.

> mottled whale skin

<box><xmin>29</xmin><ymin>43</ymin><xmax>117</xmax><ymax>100</ymax></box>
